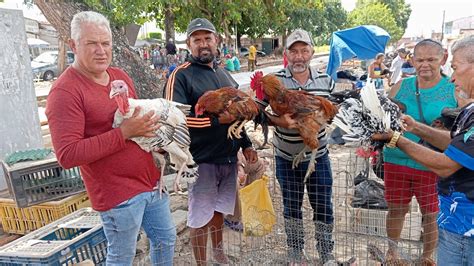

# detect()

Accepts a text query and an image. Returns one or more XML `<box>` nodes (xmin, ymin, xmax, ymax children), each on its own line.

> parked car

<box><xmin>239</xmin><ymin>47</ymin><xmax>266</xmax><ymax>58</ymax></box>
<box><xmin>31</xmin><ymin>51</ymin><xmax>74</xmax><ymax>81</ymax></box>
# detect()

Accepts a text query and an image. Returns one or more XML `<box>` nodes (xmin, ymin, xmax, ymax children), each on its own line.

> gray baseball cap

<box><xmin>186</xmin><ymin>18</ymin><xmax>216</xmax><ymax>38</ymax></box>
<box><xmin>286</xmin><ymin>29</ymin><xmax>313</xmax><ymax>49</ymax></box>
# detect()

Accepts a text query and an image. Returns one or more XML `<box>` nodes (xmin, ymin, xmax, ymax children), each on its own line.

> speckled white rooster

<box><xmin>332</xmin><ymin>82</ymin><xmax>402</xmax><ymax>145</ymax></box>
<box><xmin>109</xmin><ymin>80</ymin><xmax>197</xmax><ymax>193</ymax></box>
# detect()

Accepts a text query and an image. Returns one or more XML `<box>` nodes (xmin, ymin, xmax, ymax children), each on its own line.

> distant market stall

<box><xmin>326</xmin><ymin>25</ymin><xmax>391</xmax><ymax>81</ymax></box>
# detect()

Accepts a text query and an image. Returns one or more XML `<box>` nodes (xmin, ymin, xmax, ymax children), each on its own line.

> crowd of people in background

<box><xmin>135</xmin><ymin>40</ymin><xmax>261</xmax><ymax>80</ymax></box>
<box><xmin>136</xmin><ymin>41</ymin><xmax>190</xmax><ymax>80</ymax></box>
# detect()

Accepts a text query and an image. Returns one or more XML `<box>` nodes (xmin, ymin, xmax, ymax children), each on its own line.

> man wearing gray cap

<box><xmin>164</xmin><ymin>18</ymin><xmax>257</xmax><ymax>265</ymax></box>
<box><xmin>261</xmin><ymin>29</ymin><xmax>336</xmax><ymax>265</ymax></box>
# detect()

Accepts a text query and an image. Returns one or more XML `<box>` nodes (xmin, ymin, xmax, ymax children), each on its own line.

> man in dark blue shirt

<box><xmin>373</xmin><ymin>35</ymin><xmax>474</xmax><ymax>265</ymax></box>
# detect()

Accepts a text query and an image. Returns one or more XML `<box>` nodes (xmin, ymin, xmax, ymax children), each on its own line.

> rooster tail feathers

<box><xmin>253</xmin><ymin>110</ymin><xmax>269</xmax><ymax>147</ymax></box>
<box><xmin>360</xmin><ymin>82</ymin><xmax>384</xmax><ymax>120</ymax></box>
<box><xmin>173</xmin><ymin>103</ymin><xmax>191</xmax><ymax>116</ymax></box>
<box><xmin>332</xmin><ymin>110</ymin><xmax>354</xmax><ymax>135</ymax></box>
<box><xmin>316</xmin><ymin>96</ymin><xmax>338</xmax><ymax>119</ymax></box>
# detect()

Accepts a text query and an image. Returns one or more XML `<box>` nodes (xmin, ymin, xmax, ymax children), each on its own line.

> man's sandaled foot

<box><xmin>212</xmin><ymin>248</ymin><xmax>229</xmax><ymax>264</ymax></box>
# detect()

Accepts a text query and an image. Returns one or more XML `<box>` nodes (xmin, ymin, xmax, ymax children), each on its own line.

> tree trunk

<box><xmin>222</xmin><ymin>22</ymin><xmax>232</xmax><ymax>46</ymax></box>
<box><xmin>164</xmin><ymin>4</ymin><xmax>175</xmax><ymax>42</ymax></box>
<box><xmin>34</xmin><ymin>0</ymin><xmax>164</xmax><ymax>99</ymax></box>
<box><xmin>237</xmin><ymin>30</ymin><xmax>242</xmax><ymax>48</ymax></box>
<box><xmin>57</xmin><ymin>38</ymin><xmax>67</xmax><ymax>75</ymax></box>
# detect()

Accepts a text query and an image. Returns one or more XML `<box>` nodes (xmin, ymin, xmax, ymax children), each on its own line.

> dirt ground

<box><xmin>132</xmin><ymin>123</ymin><xmax>424</xmax><ymax>265</ymax></box>
<box><xmin>1</xmin><ymin>57</ymin><xmax>426</xmax><ymax>265</ymax></box>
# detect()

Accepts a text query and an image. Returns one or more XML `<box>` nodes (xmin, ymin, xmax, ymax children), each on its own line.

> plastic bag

<box><xmin>239</xmin><ymin>175</ymin><xmax>276</xmax><ymax>237</ymax></box>
<box><xmin>351</xmin><ymin>179</ymin><xmax>388</xmax><ymax>210</ymax></box>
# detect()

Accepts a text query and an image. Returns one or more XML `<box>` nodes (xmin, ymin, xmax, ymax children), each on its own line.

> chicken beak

<box><xmin>109</xmin><ymin>88</ymin><xmax>118</xmax><ymax>99</ymax></box>
<box><xmin>194</xmin><ymin>103</ymin><xmax>202</xmax><ymax>116</ymax></box>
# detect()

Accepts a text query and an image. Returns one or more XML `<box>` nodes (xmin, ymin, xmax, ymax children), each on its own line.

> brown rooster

<box><xmin>250</xmin><ymin>71</ymin><xmax>338</xmax><ymax>180</ymax></box>
<box><xmin>195</xmin><ymin>87</ymin><xmax>260</xmax><ymax>139</ymax></box>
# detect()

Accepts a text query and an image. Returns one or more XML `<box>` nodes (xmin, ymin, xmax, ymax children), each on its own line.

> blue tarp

<box><xmin>326</xmin><ymin>25</ymin><xmax>391</xmax><ymax>81</ymax></box>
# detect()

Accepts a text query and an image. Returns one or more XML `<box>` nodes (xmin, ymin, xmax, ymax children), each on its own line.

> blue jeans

<box><xmin>99</xmin><ymin>190</ymin><xmax>176</xmax><ymax>266</ymax></box>
<box><xmin>437</xmin><ymin>228</ymin><xmax>474</xmax><ymax>266</ymax></box>
<box><xmin>275</xmin><ymin>152</ymin><xmax>334</xmax><ymax>223</ymax></box>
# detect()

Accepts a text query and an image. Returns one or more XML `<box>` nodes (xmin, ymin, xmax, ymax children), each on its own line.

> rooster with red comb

<box><xmin>250</xmin><ymin>71</ymin><xmax>338</xmax><ymax>180</ymax></box>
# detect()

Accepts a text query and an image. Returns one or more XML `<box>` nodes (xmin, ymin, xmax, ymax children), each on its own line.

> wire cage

<box><xmin>145</xmin><ymin>142</ymin><xmax>436</xmax><ymax>266</ymax></box>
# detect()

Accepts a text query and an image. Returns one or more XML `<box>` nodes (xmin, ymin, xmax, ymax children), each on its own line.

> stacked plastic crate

<box><xmin>0</xmin><ymin>208</ymin><xmax>106</xmax><ymax>265</ymax></box>
<box><xmin>0</xmin><ymin>149</ymin><xmax>107</xmax><ymax>264</ymax></box>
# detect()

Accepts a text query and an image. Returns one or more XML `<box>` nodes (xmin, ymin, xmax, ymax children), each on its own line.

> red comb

<box><xmin>250</xmin><ymin>71</ymin><xmax>263</xmax><ymax>90</ymax></box>
<box><xmin>250</xmin><ymin>71</ymin><xmax>265</xmax><ymax>100</ymax></box>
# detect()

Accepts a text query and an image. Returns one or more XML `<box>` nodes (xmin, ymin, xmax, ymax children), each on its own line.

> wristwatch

<box><xmin>386</xmin><ymin>131</ymin><xmax>401</xmax><ymax>148</ymax></box>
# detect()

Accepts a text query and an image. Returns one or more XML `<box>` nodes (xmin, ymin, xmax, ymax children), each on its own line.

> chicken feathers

<box><xmin>332</xmin><ymin>82</ymin><xmax>402</xmax><ymax>145</ymax></box>
<box><xmin>250</xmin><ymin>71</ymin><xmax>338</xmax><ymax>180</ymax></box>
<box><xmin>109</xmin><ymin>80</ymin><xmax>197</xmax><ymax>193</ymax></box>
<box><xmin>195</xmin><ymin>87</ymin><xmax>260</xmax><ymax>139</ymax></box>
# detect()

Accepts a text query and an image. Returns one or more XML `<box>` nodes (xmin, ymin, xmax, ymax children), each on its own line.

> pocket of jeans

<box><xmin>114</xmin><ymin>195</ymin><xmax>136</xmax><ymax>209</ymax></box>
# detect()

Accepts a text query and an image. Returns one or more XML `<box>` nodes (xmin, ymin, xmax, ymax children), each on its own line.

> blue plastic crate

<box><xmin>0</xmin><ymin>208</ymin><xmax>107</xmax><ymax>265</ymax></box>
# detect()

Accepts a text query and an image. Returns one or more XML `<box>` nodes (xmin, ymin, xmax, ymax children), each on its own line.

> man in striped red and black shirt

<box><xmin>164</xmin><ymin>18</ymin><xmax>257</xmax><ymax>265</ymax></box>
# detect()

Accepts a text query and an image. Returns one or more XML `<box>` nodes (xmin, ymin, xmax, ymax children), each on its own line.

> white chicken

<box><xmin>109</xmin><ymin>80</ymin><xmax>198</xmax><ymax>193</ymax></box>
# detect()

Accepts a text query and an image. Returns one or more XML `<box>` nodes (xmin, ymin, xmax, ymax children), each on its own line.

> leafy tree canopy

<box><xmin>356</xmin><ymin>0</ymin><xmax>411</xmax><ymax>37</ymax></box>
<box><xmin>80</xmin><ymin>0</ymin><xmax>347</xmax><ymax>46</ymax></box>
<box><xmin>349</xmin><ymin>1</ymin><xmax>402</xmax><ymax>41</ymax></box>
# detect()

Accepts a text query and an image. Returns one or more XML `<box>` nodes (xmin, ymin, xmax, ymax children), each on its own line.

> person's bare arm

<box><xmin>396</xmin><ymin>136</ymin><xmax>462</xmax><ymax>177</ymax></box>
<box><xmin>369</xmin><ymin>63</ymin><xmax>386</xmax><ymax>79</ymax></box>
<box><xmin>368</xmin><ymin>63</ymin><xmax>377</xmax><ymax>79</ymax></box>
<box><xmin>388</xmin><ymin>80</ymin><xmax>402</xmax><ymax>98</ymax></box>
<box><xmin>374</xmin><ymin>132</ymin><xmax>462</xmax><ymax>178</ymax></box>
<box><xmin>402</xmin><ymin>115</ymin><xmax>451</xmax><ymax>150</ymax></box>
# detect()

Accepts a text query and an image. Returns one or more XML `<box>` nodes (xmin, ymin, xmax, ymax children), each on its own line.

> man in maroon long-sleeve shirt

<box><xmin>46</xmin><ymin>11</ymin><xmax>175</xmax><ymax>265</ymax></box>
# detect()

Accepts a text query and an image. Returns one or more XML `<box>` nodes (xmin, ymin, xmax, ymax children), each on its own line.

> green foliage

<box><xmin>72</xmin><ymin>0</ymin><xmax>349</xmax><ymax>46</ymax></box>
<box><xmin>314</xmin><ymin>44</ymin><xmax>330</xmax><ymax>53</ymax></box>
<box><xmin>316</xmin><ymin>0</ymin><xmax>348</xmax><ymax>45</ymax></box>
<box><xmin>250</xmin><ymin>0</ymin><xmax>347</xmax><ymax>45</ymax></box>
<box><xmin>148</xmin><ymin>32</ymin><xmax>162</xmax><ymax>39</ymax></box>
<box><xmin>355</xmin><ymin>0</ymin><xmax>411</xmax><ymax>38</ymax></box>
<box><xmin>82</xmin><ymin>0</ymin><xmax>162</xmax><ymax>26</ymax></box>
<box><xmin>349</xmin><ymin>1</ymin><xmax>402</xmax><ymax>41</ymax></box>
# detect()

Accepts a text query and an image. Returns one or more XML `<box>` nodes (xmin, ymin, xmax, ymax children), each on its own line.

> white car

<box><xmin>31</xmin><ymin>51</ymin><xmax>74</xmax><ymax>81</ymax></box>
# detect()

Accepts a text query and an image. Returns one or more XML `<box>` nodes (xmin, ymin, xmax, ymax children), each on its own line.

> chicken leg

<box><xmin>303</xmin><ymin>149</ymin><xmax>317</xmax><ymax>182</ymax></box>
<box><xmin>292</xmin><ymin>146</ymin><xmax>308</xmax><ymax>169</ymax></box>
<box><xmin>230</xmin><ymin>120</ymin><xmax>248</xmax><ymax>139</ymax></box>
<box><xmin>227</xmin><ymin>121</ymin><xmax>240</xmax><ymax>139</ymax></box>
<box><xmin>152</xmin><ymin>151</ymin><xmax>167</xmax><ymax>198</ymax></box>
<box><xmin>292</xmin><ymin>147</ymin><xmax>318</xmax><ymax>183</ymax></box>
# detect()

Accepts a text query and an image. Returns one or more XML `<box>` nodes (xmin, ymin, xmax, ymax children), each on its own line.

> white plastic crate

<box><xmin>0</xmin><ymin>208</ymin><xmax>106</xmax><ymax>265</ymax></box>
<box><xmin>348</xmin><ymin>204</ymin><xmax>422</xmax><ymax>241</ymax></box>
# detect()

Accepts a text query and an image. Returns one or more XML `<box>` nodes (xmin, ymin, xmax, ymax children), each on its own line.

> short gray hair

<box><xmin>451</xmin><ymin>35</ymin><xmax>474</xmax><ymax>63</ymax></box>
<box><xmin>71</xmin><ymin>11</ymin><xmax>111</xmax><ymax>42</ymax></box>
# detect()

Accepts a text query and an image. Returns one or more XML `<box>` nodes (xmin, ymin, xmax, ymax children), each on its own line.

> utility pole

<box><xmin>440</xmin><ymin>10</ymin><xmax>446</xmax><ymax>42</ymax></box>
